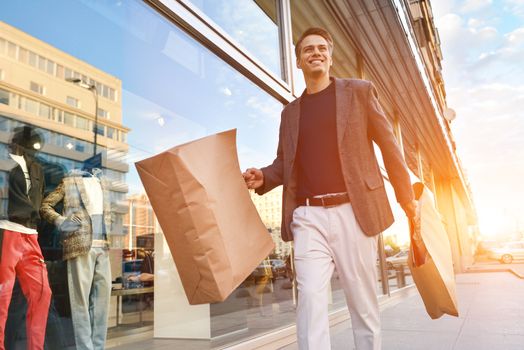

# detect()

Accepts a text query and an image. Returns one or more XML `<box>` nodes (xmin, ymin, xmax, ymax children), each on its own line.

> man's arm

<box><xmin>367</xmin><ymin>82</ymin><xmax>416</xmax><ymax>218</ymax></box>
<box><xmin>243</xmin><ymin>113</ymin><xmax>285</xmax><ymax>194</ymax></box>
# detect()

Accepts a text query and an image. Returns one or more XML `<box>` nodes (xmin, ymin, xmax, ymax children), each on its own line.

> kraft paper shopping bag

<box><xmin>408</xmin><ymin>182</ymin><xmax>459</xmax><ymax>319</ymax></box>
<box><xmin>135</xmin><ymin>129</ymin><xmax>274</xmax><ymax>304</ymax></box>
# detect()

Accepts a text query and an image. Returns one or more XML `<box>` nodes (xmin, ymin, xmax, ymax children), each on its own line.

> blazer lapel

<box><xmin>73</xmin><ymin>175</ymin><xmax>91</xmax><ymax>210</ymax></box>
<box><xmin>286</xmin><ymin>99</ymin><xmax>300</xmax><ymax>166</ymax></box>
<box><xmin>335</xmin><ymin>78</ymin><xmax>353</xmax><ymax>147</ymax></box>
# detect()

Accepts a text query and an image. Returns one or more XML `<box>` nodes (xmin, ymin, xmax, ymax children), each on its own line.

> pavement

<box><xmin>109</xmin><ymin>263</ymin><xmax>524</xmax><ymax>350</ymax></box>
<box><xmin>281</xmin><ymin>267</ymin><xmax>524</xmax><ymax>350</ymax></box>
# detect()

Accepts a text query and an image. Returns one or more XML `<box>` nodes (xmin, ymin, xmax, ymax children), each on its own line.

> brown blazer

<box><xmin>256</xmin><ymin>78</ymin><xmax>414</xmax><ymax>242</ymax></box>
<box><xmin>40</xmin><ymin>173</ymin><xmax>114</xmax><ymax>260</ymax></box>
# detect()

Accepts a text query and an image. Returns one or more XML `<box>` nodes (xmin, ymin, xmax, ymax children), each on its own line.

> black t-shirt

<box><xmin>296</xmin><ymin>81</ymin><xmax>346</xmax><ymax>200</ymax></box>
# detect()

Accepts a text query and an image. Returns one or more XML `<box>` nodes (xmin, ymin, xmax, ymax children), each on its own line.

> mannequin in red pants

<box><xmin>0</xmin><ymin>126</ymin><xmax>52</xmax><ymax>350</ymax></box>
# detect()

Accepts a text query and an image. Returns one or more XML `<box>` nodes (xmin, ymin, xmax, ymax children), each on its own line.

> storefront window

<box><xmin>1</xmin><ymin>0</ymin><xmax>289</xmax><ymax>348</ymax></box>
<box><xmin>189</xmin><ymin>0</ymin><xmax>282</xmax><ymax>78</ymax></box>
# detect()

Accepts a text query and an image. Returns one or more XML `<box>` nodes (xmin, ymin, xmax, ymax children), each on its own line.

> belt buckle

<box><xmin>321</xmin><ymin>196</ymin><xmax>337</xmax><ymax>208</ymax></box>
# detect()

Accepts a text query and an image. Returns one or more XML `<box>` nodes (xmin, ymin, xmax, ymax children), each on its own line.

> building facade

<box><xmin>0</xmin><ymin>0</ymin><xmax>477</xmax><ymax>349</ymax></box>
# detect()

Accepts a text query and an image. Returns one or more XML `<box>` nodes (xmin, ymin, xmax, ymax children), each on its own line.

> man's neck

<box><xmin>305</xmin><ymin>74</ymin><xmax>331</xmax><ymax>94</ymax></box>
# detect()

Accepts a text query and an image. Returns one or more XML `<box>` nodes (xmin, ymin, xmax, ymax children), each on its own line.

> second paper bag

<box><xmin>408</xmin><ymin>182</ymin><xmax>459</xmax><ymax>319</ymax></box>
<box><xmin>135</xmin><ymin>129</ymin><xmax>274</xmax><ymax>305</ymax></box>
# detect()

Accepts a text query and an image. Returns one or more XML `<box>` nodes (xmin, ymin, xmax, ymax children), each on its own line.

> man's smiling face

<box><xmin>296</xmin><ymin>34</ymin><xmax>333</xmax><ymax>79</ymax></box>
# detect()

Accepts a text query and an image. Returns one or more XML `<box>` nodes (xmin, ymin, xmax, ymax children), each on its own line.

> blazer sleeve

<box><xmin>367</xmin><ymin>82</ymin><xmax>414</xmax><ymax>205</ymax></box>
<box><xmin>256</xmin><ymin>111</ymin><xmax>285</xmax><ymax>195</ymax></box>
<box><xmin>40</xmin><ymin>180</ymin><xmax>66</xmax><ymax>225</ymax></box>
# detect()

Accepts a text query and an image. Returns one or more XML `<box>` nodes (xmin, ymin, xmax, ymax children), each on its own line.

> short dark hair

<box><xmin>295</xmin><ymin>27</ymin><xmax>334</xmax><ymax>58</ymax></box>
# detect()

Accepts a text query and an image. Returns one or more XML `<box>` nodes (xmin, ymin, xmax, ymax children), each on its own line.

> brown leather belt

<box><xmin>299</xmin><ymin>193</ymin><xmax>350</xmax><ymax>207</ymax></box>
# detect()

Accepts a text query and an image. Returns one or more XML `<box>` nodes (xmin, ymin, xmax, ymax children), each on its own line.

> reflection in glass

<box><xmin>190</xmin><ymin>0</ymin><xmax>282</xmax><ymax>77</ymax></box>
<box><xmin>0</xmin><ymin>0</ymin><xmax>290</xmax><ymax>347</ymax></box>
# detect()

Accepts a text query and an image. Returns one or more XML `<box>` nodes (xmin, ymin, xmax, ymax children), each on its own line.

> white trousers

<box><xmin>291</xmin><ymin>203</ymin><xmax>381</xmax><ymax>350</ymax></box>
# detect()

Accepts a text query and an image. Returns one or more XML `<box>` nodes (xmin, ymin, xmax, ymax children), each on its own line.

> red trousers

<box><xmin>0</xmin><ymin>230</ymin><xmax>52</xmax><ymax>350</ymax></box>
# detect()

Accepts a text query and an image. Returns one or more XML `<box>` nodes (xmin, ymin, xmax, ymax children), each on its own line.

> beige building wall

<box><xmin>0</xmin><ymin>21</ymin><xmax>128</xmax><ymax>154</ymax></box>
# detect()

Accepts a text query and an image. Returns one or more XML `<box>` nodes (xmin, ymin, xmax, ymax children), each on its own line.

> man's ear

<box><xmin>296</xmin><ymin>58</ymin><xmax>302</xmax><ymax>70</ymax></box>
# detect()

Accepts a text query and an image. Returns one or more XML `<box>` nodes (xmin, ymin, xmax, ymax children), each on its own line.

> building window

<box><xmin>56</xmin><ymin>110</ymin><xmax>63</xmax><ymax>123</ymax></box>
<box><xmin>65</xmin><ymin>67</ymin><xmax>73</xmax><ymax>79</ymax></box>
<box><xmin>75</xmin><ymin>142</ymin><xmax>85</xmax><ymax>153</ymax></box>
<box><xmin>56</xmin><ymin>64</ymin><xmax>64</xmax><ymax>79</ymax></box>
<box><xmin>46</xmin><ymin>59</ymin><xmax>55</xmax><ymax>75</ymax></box>
<box><xmin>95</xmin><ymin>124</ymin><xmax>105</xmax><ymax>136</ymax></box>
<box><xmin>97</xmin><ymin>108</ymin><xmax>109</xmax><ymax>119</ymax></box>
<box><xmin>18</xmin><ymin>47</ymin><xmax>27</xmax><ymax>63</ymax></box>
<box><xmin>7</xmin><ymin>41</ymin><xmax>16</xmax><ymax>59</ymax></box>
<box><xmin>30</xmin><ymin>81</ymin><xmax>45</xmax><ymax>95</ymax></box>
<box><xmin>0</xmin><ymin>38</ymin><xmax>5</xmax><ymax>55</ymax></box>
<box><xmin>64</xmin><ymin>112</ymin><xmax>74</xmax><ymax>127</ymax></box>
<box><xmin>0</xmin><ymin>88</ymin><xmax>9</xmax><ymax>105</ymax></box>
<box><xmin>76</xmin><ymin>116</ymin><xmax>90</xmax><ymax>130</ymax></box>
<box><xmin>28</xmin><ymin>50</ymin><xmax>37</xmax><ymax>67</ymax></box>
<box><xmin>22</xmin><ymin>97</ymin><xmax>38</xmax><ymax>115</ymax></box>
<box><xmin>38</xmin><ymin>103</ymin><xmax>51</xmax><ymax>119</ymax></box>
<box><xmin>106</xmin><ymin>126</ymin><xmax>115</xmax><ymax>139</ymax></box>
<box><xmin>38</xmin><ymin>55</ymin><xmax>46</xmax><ymax>71</ymax></box>
<box><xmin>66</xmin><ymin>96</ymin><xmax>79</xmax><ymax>108</ymax></box>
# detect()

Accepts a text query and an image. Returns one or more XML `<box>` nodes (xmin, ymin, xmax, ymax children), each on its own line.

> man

<box><xmin>243</xmin><ymin>27</ymin><xmax>417</xmax><ymax>350</ymax></box>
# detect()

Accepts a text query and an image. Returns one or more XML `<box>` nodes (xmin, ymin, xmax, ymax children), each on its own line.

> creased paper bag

<box><xmin>135</xmin><ymin>129</ymin><xmax>274</xmax><ymax>305</ymax></box>
<box><xmin>408</xmin><ymin>182</ymin><xmax>459</xmax><ymax>319</ymax></box>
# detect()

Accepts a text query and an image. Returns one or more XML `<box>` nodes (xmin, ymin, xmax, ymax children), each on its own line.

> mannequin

<box><xmin>40</xmin><ymin>167</ymin><xmax>112</xmax><ymax>350</ymax></box>
<box><xmin>0</xmin><ymin>126</ymin><xmax>52</xmax><ymax>350</ymax></box>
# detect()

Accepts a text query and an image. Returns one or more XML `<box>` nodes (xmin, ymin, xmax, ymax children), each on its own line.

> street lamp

<box><xmin>66</xmin><ymin>77</ymin><xmax>99</xmax><ymax>156</ymax></box>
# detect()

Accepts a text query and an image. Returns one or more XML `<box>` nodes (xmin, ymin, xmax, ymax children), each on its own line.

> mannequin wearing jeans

<box><xmin>40</xmin><ymin>170</ymin><xmax>112</xmax><ymax>350</ymax></box>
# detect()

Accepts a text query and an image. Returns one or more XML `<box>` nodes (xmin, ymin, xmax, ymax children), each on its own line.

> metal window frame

<box><xmin>144</xmin><ymin>0</ymin><xmax>295</xmax><ymax>104</ymax></box>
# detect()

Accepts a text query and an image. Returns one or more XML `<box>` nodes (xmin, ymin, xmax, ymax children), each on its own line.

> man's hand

<box><xmin>401</xmin><ymin>200</ymin><xmax>417</xmax><ymax>219</ymax></box>
<box><xmin>242</xmin><ymin>168</ymin><xmax>264</xmax><ymax>190</ymax></box>
<box><xmin>402</xmin><ymin>200</ymin><xmax>421</xmax><ymax>238</ymax></box>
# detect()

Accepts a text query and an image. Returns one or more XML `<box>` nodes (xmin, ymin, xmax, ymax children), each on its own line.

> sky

<box><xmin>431</xmin><ymin>0</ymin><xmax>524</xmax><ymax>238</ymax></box>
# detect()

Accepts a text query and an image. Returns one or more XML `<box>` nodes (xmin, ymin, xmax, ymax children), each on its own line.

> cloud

<box><xmin>505</xmin><ymin>27</ymin><xmax>524</xmax><ymax>46</ymax></box>
<box><xmin>504</xmin><ymin>0</ymin><xmax>524</xmax><ymax>16</ymax></box>
<box><xmin>460</xmin><ymin>0</ymin><xmax>493</xmax><ymax>13</ymax></box>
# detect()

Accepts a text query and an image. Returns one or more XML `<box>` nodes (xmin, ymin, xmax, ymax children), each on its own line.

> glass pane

<box><xmin>0</xmin><ymin>88</ymin><xmax>9</xmax><ymax>105</ymax></box>
<box><xmin>39</xmin><ymin>103</ymin><xmax>51</xmax><ymax>118</ymax></box>
<box><xmin>190</xmin><ymin>0</ymin><xmax>282</xmax><ymax>77</ymax></box>
<box><xmin>1</xmin><ymin>1</ymin><xmax>286</xmax><ymax>348</ymax></box>
<box><xmin>7</xmin><ymin>41</ymin><xmax>16</xmax><ymax>58</ymax></box>
<box><xmin>24</xmin><ymin>97</ymin><xmax>38</xmax><ymax>114</ymax></box>
<box><xmin>76</xmin><ymin>116</ymin><xmax>89</xmax><ymax>130</ymax></box>
<box><xmin>64</xmin><ymin>112</ymin><xmax>74</xmax><ymax>127</ymax></box>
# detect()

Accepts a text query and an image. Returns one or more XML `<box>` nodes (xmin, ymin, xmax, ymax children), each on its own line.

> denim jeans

<box><xmin>67</xmin><ymin>247</ymin><xmax>111</xmax><ymax>350</ymax></box>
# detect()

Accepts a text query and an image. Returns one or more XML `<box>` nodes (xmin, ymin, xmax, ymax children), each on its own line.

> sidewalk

<box><xmin>280</xmin><ymin>271</ymin><xmax>524</xmax><ymax>350</ymax></box>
